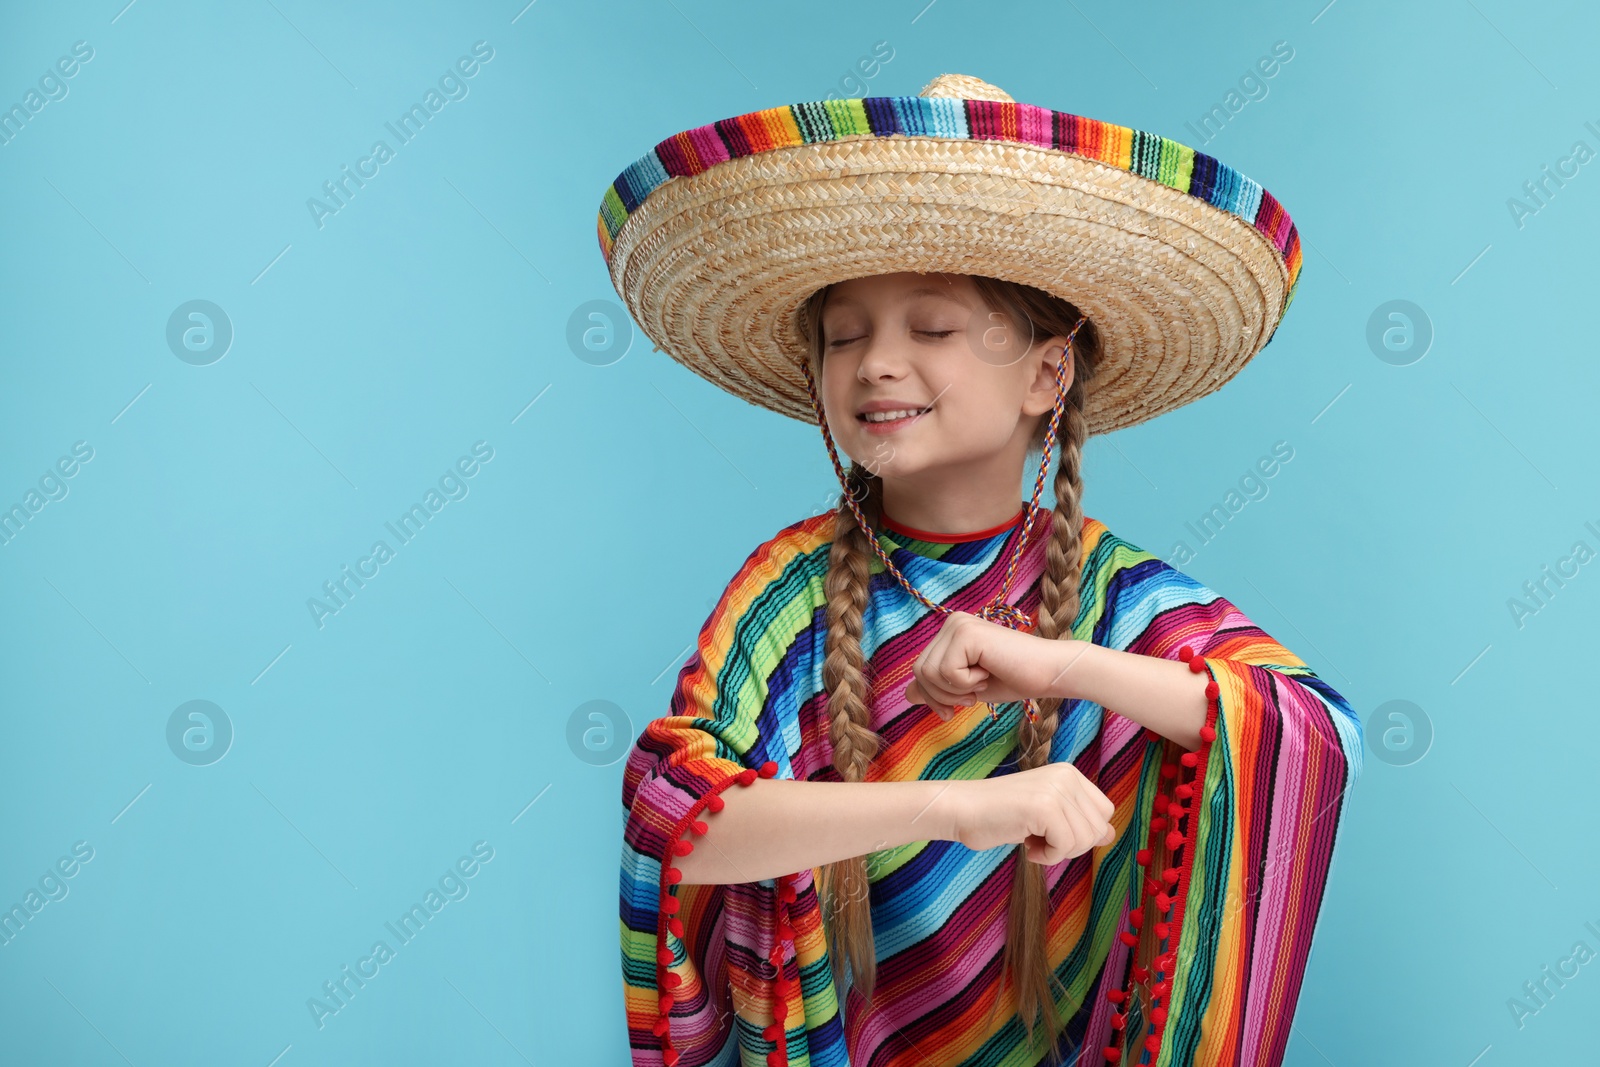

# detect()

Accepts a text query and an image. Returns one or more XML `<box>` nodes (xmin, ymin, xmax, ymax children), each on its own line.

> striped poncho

<box><xmin>620</xmin><ymin>505</ymin><xmax>1361</xmax><ymax>1066</ymax></box>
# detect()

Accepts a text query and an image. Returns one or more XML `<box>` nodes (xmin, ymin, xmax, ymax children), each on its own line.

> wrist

<box><xmin>922</xmin><ymin>778</ymin><xmax>967</xmax><ymax>842</ymax></box>
<box><xmin>1044</xmin><ymin>637</ymin><xmax>1096</xmax><ymax>701</ymax></box>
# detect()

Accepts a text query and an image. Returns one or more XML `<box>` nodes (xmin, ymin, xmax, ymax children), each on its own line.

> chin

<box><xmin>846</xmin><ymin>449</ymin><xmax>932</xmax><ymax>479</ymax></box>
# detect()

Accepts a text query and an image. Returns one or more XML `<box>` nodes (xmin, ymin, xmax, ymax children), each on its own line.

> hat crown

<box><xmin>918</xmin><ymin>73</ymin><xmax>1014</xmax><ymax>102</ymax></box>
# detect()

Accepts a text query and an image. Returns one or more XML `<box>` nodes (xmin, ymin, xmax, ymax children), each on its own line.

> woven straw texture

<box><xmin>597</xmin><ymin>74</ymin><xmax>1301</xmax><ymax>436</ymax></box>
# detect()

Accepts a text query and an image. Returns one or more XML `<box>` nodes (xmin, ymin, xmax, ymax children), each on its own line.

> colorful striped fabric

<box><xmin>595</xmin><ymin>95</ymin><xmax>1302</xmax><ymax>312</ymax></box>
<box><xmin>620</xmin><ymin>507</ymin><xmax>1361</xmax><ymax>1066</ymax></box>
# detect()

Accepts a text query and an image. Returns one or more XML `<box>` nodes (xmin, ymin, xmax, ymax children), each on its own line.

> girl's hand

<box><xmin>905</xmin><ymin>611</ymin><xmax>1068</xmax><ymax>721</ymax></box>
<box><xmin>939</xmin><ymin>763</ymin><xmax>1117</xmax><ymax>864</ymax></box>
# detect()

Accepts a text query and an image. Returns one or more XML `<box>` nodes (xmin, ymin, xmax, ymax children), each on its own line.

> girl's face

<box><xmin>817</xmin><ymin>272</ymin><xmax>1072</xmax><ymax>481</ymax></box>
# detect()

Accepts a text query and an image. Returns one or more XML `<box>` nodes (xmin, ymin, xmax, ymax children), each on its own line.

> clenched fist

<box><xmin>905</xmin><ymin>610</ymin><xmax>1075</xmax><ymax>721</ymax></box>
<box><xmin>938</xmin><ymin>762</ymin><xmax>1116</xmax><ymax>865</ymax></box>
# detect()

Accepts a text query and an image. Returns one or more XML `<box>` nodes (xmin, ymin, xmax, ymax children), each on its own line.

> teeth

<box><xmin>863</xmin><ymin>406</ymin><xmax>930</xmax><ymax>422</ymax></box>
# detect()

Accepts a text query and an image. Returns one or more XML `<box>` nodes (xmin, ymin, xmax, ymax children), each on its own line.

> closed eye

<box><xmin>826</xmin><ymin>330</ymin><xmax>954</xmax><ymax>348</ymax></box>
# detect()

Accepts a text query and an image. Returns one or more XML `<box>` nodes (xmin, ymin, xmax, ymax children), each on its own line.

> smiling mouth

<box><xmin>858</xmin><ymin>405</ymin><xmax>933</xmax><ymax>425</ymax></box>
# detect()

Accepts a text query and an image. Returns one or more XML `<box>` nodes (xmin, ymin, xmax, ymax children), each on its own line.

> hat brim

<box><xmin>598</xmin><ymin>96</ymin><xmax>1300</xmax><ymax>436</ymax></box>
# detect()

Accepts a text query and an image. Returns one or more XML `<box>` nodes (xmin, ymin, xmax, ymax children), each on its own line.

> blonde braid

<box><xmin>816</xmin><ymin>465</ymin><xmax>884</xmax><ymax>1004</ymax></box>
<box><xmin>993</xmin><ymin>338</ymin><xmax>1094</xmax><ymax>1064</ymax></box>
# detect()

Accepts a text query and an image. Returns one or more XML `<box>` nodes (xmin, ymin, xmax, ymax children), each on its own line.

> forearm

<box><xmin>1044</xmin><ymin>640</ymin><xmax>1208</xmax><ymax>750</ymax></box>
<box><xmin>673</xmin><ymin>777</ymin><xmax>956</xmax><ymax>885</ymax></box>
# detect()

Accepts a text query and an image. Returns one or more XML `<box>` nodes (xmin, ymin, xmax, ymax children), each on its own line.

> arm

<box><xmin>674</xmin><ymin>777</ymin><xmax>957</xmax><ymax>884</ymax></box>
<box><xmin>1041</xmin><ymin>640</ymin><xmax>1210</xmax><ymax>750</ymax></box>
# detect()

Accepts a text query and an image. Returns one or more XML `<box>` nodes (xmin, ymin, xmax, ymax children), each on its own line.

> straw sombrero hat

<box><xmin>595</xmin><ymin>73</ymin><xmax>1302</xmax><ymax>436</ymax></box>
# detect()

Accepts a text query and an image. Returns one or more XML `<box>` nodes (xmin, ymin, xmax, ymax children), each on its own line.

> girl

<box><xmin>601</xmin><ymin>74</ymin><xmax>1362</xmax><ymax>1067</ymax></box>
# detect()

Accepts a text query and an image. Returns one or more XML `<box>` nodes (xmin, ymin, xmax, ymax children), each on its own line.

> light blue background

<box><xmin>1</xmin><ymin>0</ymin><xmax>1594</xmax><ymax>1063</ymax></box>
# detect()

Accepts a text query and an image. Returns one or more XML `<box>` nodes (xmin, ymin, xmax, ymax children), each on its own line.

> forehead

<box><xmin>822</xmin><ymin>273</ymin><xmax>977</xmax><ymax>312</ymax></box>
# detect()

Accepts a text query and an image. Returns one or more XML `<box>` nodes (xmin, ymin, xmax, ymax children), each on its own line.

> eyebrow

<box><xmin>906</xmin><ymin>286</ymin><xmax>972</xmax><ymax>305</ymax></box>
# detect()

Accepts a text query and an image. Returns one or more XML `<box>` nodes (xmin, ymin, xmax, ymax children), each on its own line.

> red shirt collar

<box><xmin>879</xmin><ymin>504</ymin><xmax>1026</xmax><ymax>543</ymax></box>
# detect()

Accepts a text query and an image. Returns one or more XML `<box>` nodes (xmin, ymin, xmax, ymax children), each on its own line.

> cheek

<box><xmin>818</xmin><ymin>362</ymin><xmax>859</xmax><ymax>435</ymax></box>
<box><xmin>819</xmin><ymin>361</ymin><xmax>848</xmax><ymax>413</ymax></box>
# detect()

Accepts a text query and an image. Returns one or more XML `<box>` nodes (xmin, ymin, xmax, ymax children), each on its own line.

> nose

<box><xmin>855</xmin><ymin>333</ymin><xmax>911</xmax><ymax>383</ymax></box>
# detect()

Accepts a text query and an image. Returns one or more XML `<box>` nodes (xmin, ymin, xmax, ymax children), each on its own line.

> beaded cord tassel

<box><xmin>1101</xmin><ymin>646</ymin><xmax>1220</xmax><ymax>1064</ymax></box>
<box><xmin>799</xmin><ymin>317</ymin><xmax>1090</xmax><ymax>727</ymax></box>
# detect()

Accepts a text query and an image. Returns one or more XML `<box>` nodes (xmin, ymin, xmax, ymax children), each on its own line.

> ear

<box><xmin>1020</xmin><ymin>335</ymin><xmax>1074</xmax><ymax>418</ymax></box>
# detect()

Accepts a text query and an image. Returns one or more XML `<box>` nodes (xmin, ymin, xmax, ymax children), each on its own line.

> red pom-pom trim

<box><xmin>652</xmin><ymin>767</ymin><xmax>782</xmax><ymax>1063</ymax></box>
<box><xmin>1106</xmin><ymin>672</ymin><xmax>1224</xmax><ymax>1067</ymax></box>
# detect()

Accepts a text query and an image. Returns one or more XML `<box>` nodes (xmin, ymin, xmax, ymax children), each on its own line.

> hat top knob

<box><xmin>918</xmin><ymin>73</ymin><xmax>1014</xmax><ymax>102</ymax></box>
